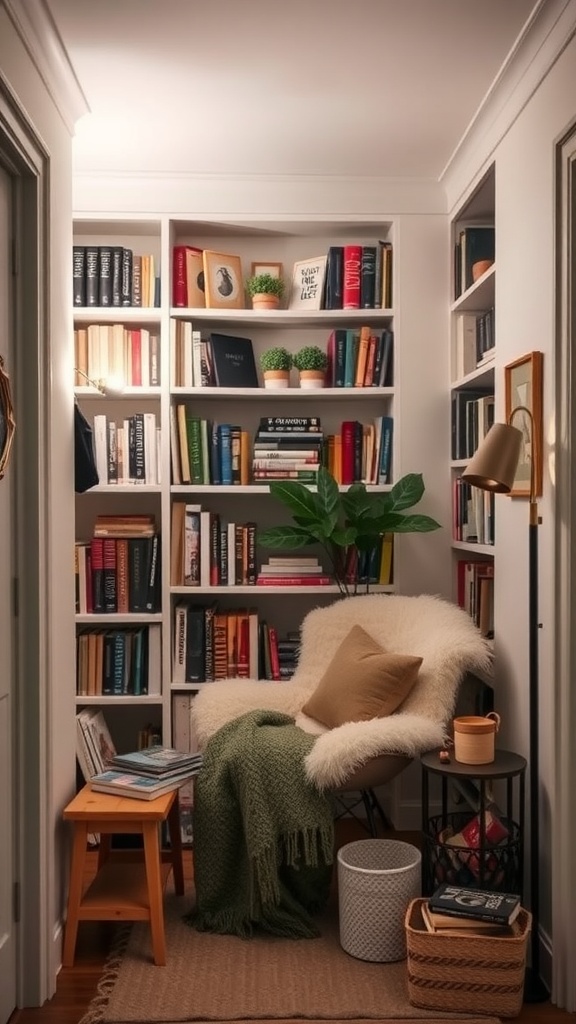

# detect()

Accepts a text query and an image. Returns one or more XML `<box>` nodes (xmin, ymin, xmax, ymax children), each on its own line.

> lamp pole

<box><xmin>508</xmin><ymin>408</ymin><xmax>548</xmax><ymax>1003</ymax></box>
<box><xmin>463</xmin><ymin>405</ymin><xmax>549</xmax><ymax>1001</ymax></box>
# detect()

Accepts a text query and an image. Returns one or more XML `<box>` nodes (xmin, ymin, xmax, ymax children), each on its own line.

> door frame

<box><xmin>552</xmin><ymin>123</ymin><xmax>576</xmax><ymax>1012</ymax></box>
<box><xmin>0</xmin><ymin>80</ymin><xmax>52</xmax><ymax>1006</ymax></box>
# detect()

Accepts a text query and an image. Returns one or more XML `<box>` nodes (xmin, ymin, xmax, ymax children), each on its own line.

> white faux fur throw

<box><xmin>190</xmin><ymin>594</ymin><xmax>492</xmax><ymax>790</ymax></box>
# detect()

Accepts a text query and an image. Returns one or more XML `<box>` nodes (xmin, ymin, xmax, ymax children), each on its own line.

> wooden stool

<box><xmin>62</xmin><ymin>783</ymin><xmax>185</xmax><ymax>966</ymax></box>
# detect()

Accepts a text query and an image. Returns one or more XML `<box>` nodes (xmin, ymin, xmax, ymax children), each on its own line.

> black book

<box><xmin>429</xmin><ymin>884</ymin><xmax>521</xmax><ymax>926</ymax></box>
<box><xmin>324</xmin><ymin>245</ymin><xmax>343</xmax><ymax>309</ymax></box>
<box><xmin>185</xmin><ymin>606</ymin><xmax>205</xmax><ymax>683</ymax></box>
<box><xmin>73</xmin><ymin>245</ymin><xmax>86</xmax><ymax>306</ymax></box>
<box><xmin>360</xmin><ymin>245</ymin><xmax>377</xmax><ymax>308</ymax></box>
<box><xmin>121</xmin><ymin>247</ymin><xmax>133</xmax><ymax>306</ymax></box>
<box><xmin>128</xmin><ymin>537</ymin><xmax>152</xmax><ymax>613</ymax></box>
<box><xmin>111</xmin><ymin>246</ymin><xmax>123</xmax><ymax>306</ymax></box>
<box><xmin>98</xmin><ymin>245</ymin><xmax>113</xmax><ymax>306</ymax></box>
<box><xmin>259</xmin><ymin>417</ymin><xmax>320</xmax><ymax>429</ymax></box>
<box><xmin>208</xmin><ymin>333</ymin><xmax>259</xmax><ymax>388</ymax></box>
<box><xmin>85</xmin><ymin>246</ymin><xmax>99</xmax><ymax>307</ymax></box>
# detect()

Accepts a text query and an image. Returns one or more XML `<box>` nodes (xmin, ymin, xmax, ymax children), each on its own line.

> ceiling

<box><xmin>46</xmin><ymin>0</ymin><xmax>538</xmax><ymax>181</ymax></box>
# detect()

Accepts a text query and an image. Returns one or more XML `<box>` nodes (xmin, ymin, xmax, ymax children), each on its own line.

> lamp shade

<box><xmin>462</xmin><ymin>421</ymin><xmax>523</xmax><ymax>493</ymax></box>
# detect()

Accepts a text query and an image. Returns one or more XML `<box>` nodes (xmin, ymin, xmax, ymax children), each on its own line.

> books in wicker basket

<box><xmin>404</xmin><ymin>898</ymin><xmax>531</xmax><ymax>1019</ymax></box>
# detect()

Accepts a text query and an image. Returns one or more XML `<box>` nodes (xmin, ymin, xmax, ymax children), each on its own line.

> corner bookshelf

<box><xmin>449</xmin><ymin>167</ymin><xmax>495</xmax><ymax>642</ymax></box>
<box><xmin>73</xmin><ymin>215</ymin><xmax>399</xmax><ymax>765</ymax></box>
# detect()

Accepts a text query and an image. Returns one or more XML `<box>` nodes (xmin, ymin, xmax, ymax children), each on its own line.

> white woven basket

<box><xmin>337</xmin><ymin>839</ymin><xmax>421</xmax><ymax>962</ymax></box>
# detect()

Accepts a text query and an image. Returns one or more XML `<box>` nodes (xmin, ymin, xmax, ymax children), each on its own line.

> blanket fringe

<box><xmin>77</xmin><ymin>923</ymin><xmax>132</xmax><ymax>1024</ymax></box>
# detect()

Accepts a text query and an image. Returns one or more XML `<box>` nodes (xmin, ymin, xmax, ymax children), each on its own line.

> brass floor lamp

<box><xmin>463</xmin><ymin>405</ymin><xmax>549</xmax><ymax>1003</ymax></box>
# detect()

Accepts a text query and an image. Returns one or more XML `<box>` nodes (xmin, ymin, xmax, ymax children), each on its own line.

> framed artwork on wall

<box><xmin>202</xmin><ymin>250</ymin><xmax>244</xmax><ymax>309</ymax></box>
<box><xmin>288</xmin><ymin>256</ymin><xmax>327</xmax><ymax>311</ymax></box>
<box><xmin>250</xmin><ymin>261</ymin><xmax>283</xmax><ymax>279</ymax></box>
<box><xmin>0</xmin><ymin>356</ymin><xmax>15</xmax><ymax>481</ymax></box>
<box><xmin>504</xmin><ymin>350</ymin><xmax>543</xmax><ymax>497</ymax></box>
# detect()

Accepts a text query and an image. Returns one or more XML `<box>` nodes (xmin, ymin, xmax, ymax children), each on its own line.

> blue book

<box><xmin>218</xmin><ymin>424</ymin><xmax>233</xmax><ymax>484</ymax></box>
<box><xmin>90</xmin><ymin>768</ymin><xmax>199</xmax><ymax>801</ymax></box>
<box><xmin>378</xmin><ymin>416</ymin><xmax>394</xmax><ymax>484</ymax></box>
<box><xmin>110</xmin><ymin>746</ymin><xmax>203</xmax><ymax>775</ymax></box>
<box><xmin>344</xmin><ymin>330</ymin><xmax>358</xmax><ymax>388</ymax></box>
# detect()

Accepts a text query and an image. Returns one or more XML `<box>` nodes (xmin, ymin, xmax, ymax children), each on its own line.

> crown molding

<box><xmin>3</xmin><ymin>0</ymin><xmax>89</xmax><ymax>132</ymax></box>
<box><xmin>72</xmin><ymin>171</ymin><xmax>448</xmax><ymax>217</ymax></box>
<box><xmin>442</xmin><ymin>0</ymin><xmax>576</xmax><ymax>213</ymax></box>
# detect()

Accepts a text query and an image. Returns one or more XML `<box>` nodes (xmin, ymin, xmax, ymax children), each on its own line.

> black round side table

<box><xmin>420</xmin><ymin>748</ymin><xmax>527</xmax><ymax>897</ymax></box>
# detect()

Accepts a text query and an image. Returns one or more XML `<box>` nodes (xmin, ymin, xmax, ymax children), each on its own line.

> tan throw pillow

<box><xmin>301</xmin><ymin>624</ymin><xmax>422</xmax><ymax>729</ymax></box>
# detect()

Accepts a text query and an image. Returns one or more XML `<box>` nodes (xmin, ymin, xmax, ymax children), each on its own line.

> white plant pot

<box><xmin>263</xmin><ymin>370</ymin><xmax>290</xmax><ymax>389</ymax></box>
<box><xmin>299</xmin><ymin>371</ymin><xmax>325</xmax><ymax>389</ymax></box>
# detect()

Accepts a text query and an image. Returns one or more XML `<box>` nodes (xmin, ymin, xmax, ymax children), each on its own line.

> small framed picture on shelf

<box><xmin>504</xmin><ymin>350</ymin><xmax>543</xmax><ymax>497</ymax></box>
<box><xmin>202</xmin><ymin>250</ymin><xmax>244</xmax><ymax>309</ymax></box>
<box><xmin>250</xmin><ymin>261</ymin><xmax>283</xmax><ymax>279</ymax></box>
<box><xmin>288</xmin><ymin>255</ymin><xmax>327</xmax><ymax>311</ymax></box>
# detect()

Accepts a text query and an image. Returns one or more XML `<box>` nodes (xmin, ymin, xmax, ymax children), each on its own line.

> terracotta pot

<box><xmin>472</xmin><ymin>258</ymin><xmax>494</xmax><ymax>282</ymax></box>
<box><xmin>298</xmin><ymin>369</ymin><xmax>325</xmax><ymax>389</ymax></box>
<box><xmin>252</xmin><ymin>293</ymin><xmax>280</xmax><ymax>310</ymax></box>
<box><xmin>263</xmin><ymin>369</ymin><xmax>290</xmax><ymax>389</ymax></box>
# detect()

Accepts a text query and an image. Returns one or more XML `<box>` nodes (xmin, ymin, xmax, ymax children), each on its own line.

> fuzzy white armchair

<box><xmin>191</xmin><ymin>594</ymin><xmax>492</xmax><ymax>798</ymax></box>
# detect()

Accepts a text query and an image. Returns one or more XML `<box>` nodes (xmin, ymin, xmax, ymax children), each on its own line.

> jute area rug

<box><xmin>79</xmin><ymin>891</ymin><xmax>500</xmax><ymax>1024</ymax></box>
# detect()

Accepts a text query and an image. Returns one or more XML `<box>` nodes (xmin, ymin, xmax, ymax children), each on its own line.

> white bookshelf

<box><xmin>73</xmin><ymin>215</ymin><xmax>400</xmax><ymax>752</ymax></box>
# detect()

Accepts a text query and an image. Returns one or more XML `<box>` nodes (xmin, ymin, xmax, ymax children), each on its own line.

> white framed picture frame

<box><xmin>288</xmin><ymin>256</ymin><xmax>327</xmax><ymax>311</ymax></box>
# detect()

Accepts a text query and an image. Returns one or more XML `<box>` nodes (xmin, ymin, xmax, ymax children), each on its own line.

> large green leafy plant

<box><xmin>259</xmin><ymin>468</ymin><xmax>441</xmax><ymax>597</ymax></box>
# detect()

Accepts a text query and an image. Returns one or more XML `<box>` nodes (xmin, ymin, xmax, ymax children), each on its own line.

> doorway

<box><xmin>0</xmin><ymin>157</ymin><xmax>16</xmax><ymax>1024</ymax></box>
<box><xmin>553</xmin><ymin>124</ymin><xmax>576</xmax><ymax>1012</ymax></box>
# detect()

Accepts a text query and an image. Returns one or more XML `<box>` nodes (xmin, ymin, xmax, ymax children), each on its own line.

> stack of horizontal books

<box><xmin>424</xmin><ymin>883</ymin><xmax>522</xmax><ymax>937</ymax></box>
<box><xmin>90</xmin><ymin>745</ymin><xmax>203</xmax><ymax>801</ymax></box>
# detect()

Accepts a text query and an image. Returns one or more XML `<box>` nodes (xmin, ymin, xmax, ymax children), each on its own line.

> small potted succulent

<box><xmin>259</xmin><ymin>346</ymin><xmax>293</xmax><ymax>388</ymax></box>
<box><xmin>292</xmin><ymin>345</ymin><xmax>328</xmax><ymax>388</ymax></box>
<box><xmin>245</xmin><ymin>273</ymin><xmax>285</xmax><ymax>310</ymax></box>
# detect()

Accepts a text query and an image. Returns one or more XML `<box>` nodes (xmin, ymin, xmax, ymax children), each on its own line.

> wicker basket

<box><xmin>405</xmin><ymin>898</ymin><xmax>531</xmax><ymax>1018</ymax></box>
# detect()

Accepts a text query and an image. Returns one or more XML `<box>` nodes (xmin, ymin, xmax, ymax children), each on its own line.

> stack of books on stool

<box><xmin>90</xmin><ymin>745</ymin><xmax>203</xmax><ymax>801</ymax></box>
<box><xmin>423</xmin><ymin>883</ymin><xmax>522</xmax><ymax>937</ymax></box>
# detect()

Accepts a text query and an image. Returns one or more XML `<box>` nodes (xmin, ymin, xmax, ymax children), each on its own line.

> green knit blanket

<box><xmin>186</xmin><ymin>709</ymin><xmax>334</xmax><ymax>938</ymax></box>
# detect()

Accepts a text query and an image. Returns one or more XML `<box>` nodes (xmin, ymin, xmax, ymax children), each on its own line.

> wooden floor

<box><xmin>9</xmin><ymin>821</ymin><xmax>574</xmax><ymax>1024</ymax></box>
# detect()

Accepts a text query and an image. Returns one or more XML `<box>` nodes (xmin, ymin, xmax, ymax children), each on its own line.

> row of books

<box><xmin>170</xmin><ymin>505</ymin><xmax>257</xmax><ymax>587</ymax></box>
<box><xmin>92</xmin><ymin>412</ymin><xmax>161</xmax><ymax>486</ymax></box>
<box><xmin>457</xmin><ymin>559</ymin><xmax>494</xmax><ymax>638</ymax></box>
<box><xmin>73</xmin><ymin>245</ymin><xmax>160</xmax><ymax>309</ymax></box>
<box><xmin>453</xmin><ymin>477</ymin><xmax>495</xmax><ymax>546</ymax></box>
<box><xmin>326</xmin><ymin>327</ymin><xmax>393</xmax><ymax>388</ymax></box>
<box><xmin>173</xmin><ymin>329</ymin><xmax>260</xmax><ymax>389</ymax></box>
<box><xmin>323</xmin><ymin>242</ymin><xmax>393</xmax><ymax>311</ymax></box>
<box><xmin>170</xmin><ymin>413</ymin><xmax>393</xmax><ymax>487</ymax></box>
<box><xmin>75</xmin><ymin>533</ymin><xmax>161</xmax><ymax>614</ymax></box>
<box><xmin>74</xmin><ymin>325</ymin><xmax>161</xmax><ymax>388</ymax></box>
<box><xmin>454</xmin><ymin>310</ymin><xmax>495</xmax><ymax>380</ymax></box>
<box><xmin>76</xmin><ymin>624</ymin><xmax>162</xmax><ymax>696</ymax></box>
<box><xmin>451</xmin><ymin>389</ymin><xmax>494</xmax><ymax>461</ymax></box>
<box><xmin>173</xmin><ymin>602</ymin><xmax>300</xmax><ymax>683</ymax></box>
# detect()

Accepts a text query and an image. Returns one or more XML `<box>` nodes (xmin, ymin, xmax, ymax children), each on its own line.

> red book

<box><xmin>172</xmin><ymin>245</ymin><xmax>188</xmax><ymax>306</ymax></box>
<box><xmin>341</xmin><ymin>420</ymin><xmax>356</xmax><ymax>484</ymax></box>
<box><xmin>130</xmin><ymin>329</ymin><xmax>142</xmax><ymax>386</ymax></box>
<box><xmin>256</xmin><ymin>575</ymin><xmax>332</xmax><ymax>586</ymax></box>
<box><xmin>89</xmin><ymin>538</ymin><xmax>105</xmax><ymax>613</ymax></box>
<box><xmin>342</xmin><ymin>244</ymin><xmax>362</xmax><ymax>309</ymax></box>
<box><xmin>267</xmin><ymin>626</ymin><xmax>281</xmax><ymax>681</ymax></box>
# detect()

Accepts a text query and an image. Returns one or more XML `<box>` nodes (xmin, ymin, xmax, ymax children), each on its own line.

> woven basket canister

<box><xmin>405</xmin><ymin>898</ymin><xmax>531</xmax><ymax>1018</ymax></box>
<box><xmin>337</xmin><ymin>839</ymin><xmax>421</xmax><ymax>962</ymax></box>
<box><xmin>453</xmin><ymin>712</ymin><xmax>500</xmax><ymax>765</ymax></box>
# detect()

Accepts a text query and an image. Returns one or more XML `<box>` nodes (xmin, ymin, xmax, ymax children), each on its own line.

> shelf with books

<box><xmin>449</xmin><ymin>165</ymin><xmax>496</xmax><ymax>633</ymax></box>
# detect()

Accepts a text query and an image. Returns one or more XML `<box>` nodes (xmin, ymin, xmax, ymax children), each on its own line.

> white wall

<box><xmin>492</xmin><ymin>28</ymin><xmax>576</xmax><ymax>953</ymax></box>
<box><xmin>0</xmin><ymin>0</ymin><xmax>80</xmax><ymax>1003</ymax></box>
<box><xmin>444</xmin><ymin>22</ymin><xmax>576</xmax><ymax>989</ymax></box>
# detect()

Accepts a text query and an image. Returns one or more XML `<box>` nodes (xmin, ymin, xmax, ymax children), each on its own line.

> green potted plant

<box><xmin>245</xmin><ymin>273</ymin><xmax>285</xmax><ymax>310</ymax></box>
<box><xmin>259</xmin><ymin>346</ymin><xmax>293</xmax><ymax>389</ymax></box>
<box><xmin>259</xmin><ymin>468</ymin><xmax>441</xmax><ymax>596</ymax></box>
<box><xmin>292</xmin><ymin>345</ymin><xmax>328</xmax><ymax>389</ymax></box>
